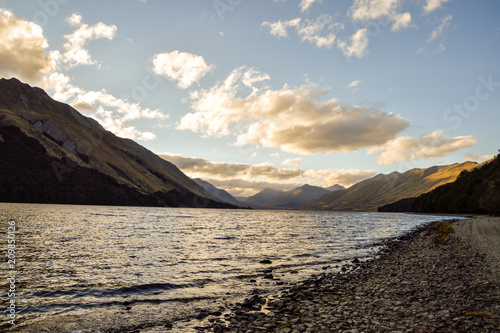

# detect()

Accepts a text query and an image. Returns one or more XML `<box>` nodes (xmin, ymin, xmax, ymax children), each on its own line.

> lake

<box><xmin>0</xmin><ymin>203</ymin><xmax>454</xmax><ymax>332</ymax></box>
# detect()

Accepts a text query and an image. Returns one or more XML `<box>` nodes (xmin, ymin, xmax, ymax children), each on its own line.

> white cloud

<box><xmin>417</xmin><ymin>15</ymin><xmax>452</xmax><ymax>54</ymax></box>
<box><xmin>368</xmin><ymin>130</ymin><xmax>478</xmax><ymax>165</ymax></box>
<box><xmin>350</xmin><ymin>0</ymin><xmax>412</xmax><ymax>33</ymax></box>
<box><xmin>62</xmin><ymin>14</ymin><xmax>117</xmax><ymax>68</ymax></box>
<box><xmin>464</xmin><ymin>153</ymin><xmax>494</xmax><ymax>163</ymax></box>
<box><xmin>304</xmin><ymin>169</ymin><xmax>376</xmax><ymax>188</ymax></box>
<box><xmin>391</xmin><ymin>12</ymin><xmax>412</xmax><ymax>32</ymax></box>
<box><xmin>299</xmin><ymin>0</ymin><xmax>322</xmax><ymax>12</ymax></box>
<box><xmin>262</xmin><ymin>15</ymin><xmax>338</xmax><ymax>49</ymax></box>
<box><xmin>41</xmin><ymin>72</ymin><xmax>168</xmax><ymax>141</ymax></box>
<box><xmin>426</xmin><ymin>15</ymin><xmax>452</xmax><ymax>43</ymax></box>
<box><xmin>178</xmin><ymin>66</ymin><xmax>409</xmax><ymax>155</ymax></box>
<box><xmin>0</xmin><ymin>9</ymin><xmax>54</xmax><ymax>83</ymax></box>
<box><xmin>346</xmin><ymin>80</ymin><xmax>362</xmax><ymax>92</ymax></box>
<box><xmin>350</xmin><ymin>0</ymin><xmax>401</xmax><ymax>21</ymax></box>
<box><xmin>337</xmin><ymin>28</ymin><xmax>369</xmax><ymax>58</ymax></box>
<box><xmin>151</xmin><ymin>51</ymin><xmax>214</xmax><ymax>89</ymax></box>
<box><xmin>423</xmin><ymin>0</ymin><xmax>452</xmax><ymax>13</ymax></box>
<box><xmin>282</xmin><ymin>158</ymin><xmax>302</xmax><ymax>166</ymax></box>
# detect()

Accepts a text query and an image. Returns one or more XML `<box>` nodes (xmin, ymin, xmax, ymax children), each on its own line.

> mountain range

<box><xmin>380</xmin><ymin>155</ymin><xmax>499</xmax><ymax>215</ymax></box>
<box><xmin>0</xmin><ymin>78</ymin><xmax>488</xmax><ymax>212</ymax></box>
<box><xmin>300</xmin><ymin>162</ymin><xmax>481</xmax><ymax>211</ymax></box>
<box><xmin>243</xmin><ymin>184</ymin><xmax>343</xmax><ymax>209</ymax></box>
<box><xmin>0</xmin><ymin>78</ymin><xmax>235</xmax><ymax>208</ymax></box>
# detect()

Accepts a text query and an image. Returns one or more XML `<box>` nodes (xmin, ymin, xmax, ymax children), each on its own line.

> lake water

<box><xmin>0</xmin><ymin>203</ymin><xmax>454</xmax><ymax>332</ymax></box>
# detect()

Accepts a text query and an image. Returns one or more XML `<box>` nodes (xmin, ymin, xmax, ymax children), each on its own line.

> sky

<box><xmin>0</xmin><ymin>0</ymin><xmax>499</xmax><ymax>197</ymax></box>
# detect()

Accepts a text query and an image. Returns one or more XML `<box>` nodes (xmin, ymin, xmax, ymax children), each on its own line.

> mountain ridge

<box><xmin>0</xmin><ymin>77</ymin><xmax>235</xmax><ymax>208</ymax></box>
<box><xmin>301</xmin><ymin>162</ymin><xmax>480</xmax><ymax>212</ymax></box>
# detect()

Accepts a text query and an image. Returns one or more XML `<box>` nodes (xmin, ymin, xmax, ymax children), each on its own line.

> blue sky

<box><xmin>1</xmin><ymin>0</ymin><xmax>499</xmax><ymax>196</ymax></box>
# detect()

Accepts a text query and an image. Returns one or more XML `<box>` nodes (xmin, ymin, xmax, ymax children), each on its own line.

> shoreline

<box><xmin>199</xmin><ymin>217</ymin><xmax>500</xmax><ymax>332</ymax></box>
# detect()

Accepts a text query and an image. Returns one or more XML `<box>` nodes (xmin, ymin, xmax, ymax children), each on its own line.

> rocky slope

<box><xmin>0</xmin><ymin>78</ymin><xmax>234</xmax><ymax>208</ymax></box>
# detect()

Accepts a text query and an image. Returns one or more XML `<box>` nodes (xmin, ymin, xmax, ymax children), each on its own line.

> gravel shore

<box><xmin>201</xmin><ymin>218</ymin><xmax>500</xmax><ymax>332</ymax></box>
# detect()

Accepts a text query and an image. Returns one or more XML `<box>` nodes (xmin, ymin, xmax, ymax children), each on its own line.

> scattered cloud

<box><xmin>423</xmin><ymin>0</ymin><xmax>452</xmax><ymax>14</ymax></box>
<box><xmin>262</xmin><ymin>14</ymin><xmax>339</xmax><ymax>49</ymax></box>
<box><xmin>0</xmin><ymin>9</ymin><xmax>54</xmax><ymax>83</ymax></box>
<box><xmin>151</xmin><ymin>51</ymin><xmax>214</xmax><ymax>89</ymax></box>
<box><xmin>304</xmin><ymin>168</ymin><xmax>376</xmax><ymax>188</ymax></box>
<box><xmin>350</xmin><ymin>0</ymin><xmax>401</xmax><ymax>22</ymax></box>
<box><xmin>41</xmin><ymin>71</ymin><xmax>168</xmax><ymax>141</ymax></box>
<box><xmin>391</xmin><ymin>12</ymin><xmax>412</xmax><ymax>32</ymax></box>
<box><xmin>299</xmin><ymin>0</ymin><xmax>322</xmax><ymax>13</ymax></box>
<box><xmin>426</xmin><ymin>15</ymin><xmax>452</xmax><ymax>43</ymax></box>
<box><xmin>160</xmin><ymin>153</ymin><xmax>376</xmax><ymax>196</ymax></box>
<box><xmin>464</xmin><ymin>153</ymin><xmax>494</xmax><ymax>163</ymax></box>
<box><xmin>62</xmin><ymin>14</ymin><xmax>117</xmax><ymax>68</ymax></box>
<box><xmin>282</xmin><ymin>158</ymin><xmax>302</xmax><ymax>166</ymax></box>
<box><xmin>350</xmin><ymin>0</ymin><xmax>413</xmax><ymax>34</ymax></box>
<box><xmin>337</xmin><ymin>28</ymin><xmax>369</xmax><ymax>58</ymax></box>
<box><xmin>346</xmin><ymin>80</ymin><xmax>361</xmax><ymax>92</ymax></box>
<box><xmin>179</xmin><ymin>66</ymin><xmax>409</xmax><ymax>155</ymax></box>
<box><xmin>368</xmin><ymin>130</ymin><xmax>478</xmax><ymax>165</ymax></box>
<box><xmin>417</xmin><ymin>15</ymin><xmax>452</xmax><ymax>54</ymax></box>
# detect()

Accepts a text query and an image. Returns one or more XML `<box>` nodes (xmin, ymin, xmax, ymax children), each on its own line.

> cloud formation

<box><xmin>299</xmin><ymin>0</ymin><xmax>322</xmax><ymax>12</ymax></box>
<box><xmin>160</xmin><ymin>153</ymin><xmax>375</xmax><ymax>196</ymax></box>
<box><xmin>417</xmin><ymin>15</ymin><xmax>452</xmax><ymax>54</ymax></box>
<box><xmin>151</xmin><ymin>51</ymin><xmax>214</xmax><ymax>89</ymax></box>
<box><xmin>464</xmin><ymin>153</ymin><xmax>494</xmax><ymax>163</ymax></box>
<box><xmin>349</xmin><ymin>0</ymin><xmax>412</xmax><ymax>34</ymax></box>
<box><xmin>179</xmin><ymin>67</ymin><xmax>409</xmax><ymax>154</ymax></box>
<box><xmin>369</xmin><ymin>130</ymin><xmax>478</xmax><ymax>165</ymax></box>
<box><xmin>62</xmin><ymin>14</ymin><xmax>117</xmax><ymax>68</ymax></box>
<box><xmin>423</xmin><ymin>0</ymin><xmax>452</xmax><ymax>14</ymax></box>
<box><xmin>262</xmin><ymin>14</ymin><xmax>339</xmax><ymax>49</ymax></box>
<box><xmin>282</xmin><ymin>158</ymin><xmax>302</xmax><ymax>166</ymax></box>
<box><xmin>41</xmin><ymin>72</ymin><xmax>168</xmax><ymax>141</ymax></box>
<box><xmin>337</xmin><ymin>28</ymin><xmax>369</xmax><ymax>58</ymax></box>
<box><xmin>0</xmin><ymin>9</ymin><xmax>54</xmax><ymax>82</ymax></box>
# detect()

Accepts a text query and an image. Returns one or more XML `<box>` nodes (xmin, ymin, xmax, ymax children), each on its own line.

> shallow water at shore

<box><xmin>0</xmin><ymin>203</ymin><xmax>454</xmax><ymax>332</ymax></box>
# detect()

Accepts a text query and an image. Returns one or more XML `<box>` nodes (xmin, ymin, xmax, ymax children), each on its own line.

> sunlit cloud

<box><xmin>350</xmin><ymin>0</ymin><xmax>401</xmax><ymax>21</ymax></box>
<box><xmin>41</xmin><ymin>72</ymin><xmax>168</xmax><ymax>141</ymax></box>
<box><xmin>0</xmin><ymin>9</ymin><xmax>54</xmax><ymax>83</ymax></box>
<box><xmin>337</xmin><ymin>28</ymin><xmax>369</xmax><ymax>58</ymax></box>
<box><xmin>423</xmin><ymin>0</ymin><xmax>452</xmax><ymax>14</ymax></box>
<box><xmin>464</xmin><ymin>153</ymin><xmax>494</xmax><ymax>163</ymax></box>
<box><xmin>368</xmin><ymin>130</ymin><xmax>478</xmax><ymax>165</ymax></box>
<box><xmin>151</xmin><ymin>51</ymin><xmax>214</xmax><ymax>89</ymax></box>
<box><xmin>391</xmin><ymin>12</ymin><xmax>412</xmax><ymax>32</ymax></box>
<box><xmin>179</xmin><ymin>66</ymin><xmax>409</xmax><ymax>154</ymax></box>
<box><xmin>160</xmin><ymin>153</ymin><xmax>376</xmax><ymax>196</ymax></box>
<box><xmin>299</xmin><ymin>0</ymin><xmax>322</xmax><ymax>12</ymax></box>
<box><xmin>62</xmin><ymin>14</ymin><xmax>117</xmax><ymax>68</ymax></box>
<box><xmin>304</xmin><ymin>168</ymin><xmax>376</xmax><ymax>188</ymax></box>
<box><xmin>282</xmin><ymin>158</ymin><xmax>302</xmax><ymax>166</ymax></box>
<box><xmin>417</xmin><ymin>15</ymin><xmax>452</xmax><ymax>54</ymax></box>
<box><xmin>262</xmin><ymin>14</ymin><xmax>339</xmax><ymax>49</ymax></box>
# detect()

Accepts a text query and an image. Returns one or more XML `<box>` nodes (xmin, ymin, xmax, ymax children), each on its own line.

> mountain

<box><xmin>245</xmin><ymin>188</ymin><xmax>284</xmax><ymax>208</ymax></box>
<box><xmin>245</xmin><ymin>184</ymin><xmax>332</xmax><ymax>209</ymax></box>
<box><xmin>0</xmin><ymin>78</ymin><xmax>235</xmax><ymax>208</ymax></box>
<box><xmin>193</xmin><ymin>178</ymin><xmax>245</xmax><ymax>207</ymax></box>
<box><xmin>301</xmin><ymin>162</ymin><xmax>480</xmax><ymax>212</ymax></box>
<box><xmin>326</xmin><ymin>184</ymin><xmax>346</xmax><ymax>192</ymax></box>
<box><xmin>380</xmin><ymin>155</ymin><xmax>500</xmax><ymax>215</ymax></box>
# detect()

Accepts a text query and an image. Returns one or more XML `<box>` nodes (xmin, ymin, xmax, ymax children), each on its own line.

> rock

<box><xmin>352</xmin><ymin>257</ymin><xmax>360</xmax><ymax>264</ymax></box>
<box><xmin>260</xmin><ymin>259</ymin><xmax>273</xmax><ymax>264</ymax></box>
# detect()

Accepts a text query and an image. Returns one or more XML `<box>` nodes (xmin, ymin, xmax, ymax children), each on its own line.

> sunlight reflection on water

<box><xmin>0</xmin><ymin>203</ymin><xmax>454</xmax><ymax>332</ymax></box>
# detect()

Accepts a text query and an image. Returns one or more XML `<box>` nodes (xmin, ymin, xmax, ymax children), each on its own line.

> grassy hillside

<box><xmin>301</xmin><ymin>162</ymin><xmax>480</xmax><ymax>211</ymax></box>
<box><xmin>408</xmin><ymin>155</ymin><xmax>500</xmax><ymax>215</ymax></box>
<box><xmin>0</xmin><ymin>78</ymin><xmax>234</xmax><ymax>208</ymax></box>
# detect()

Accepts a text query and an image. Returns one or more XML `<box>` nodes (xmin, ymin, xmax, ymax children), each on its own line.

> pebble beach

<box><xmin>201</xmin><ymin>217</ymin><xmax>500</xmax><ymax>333</ymax></box>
